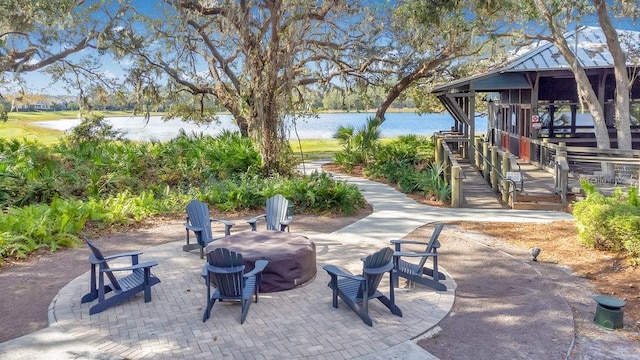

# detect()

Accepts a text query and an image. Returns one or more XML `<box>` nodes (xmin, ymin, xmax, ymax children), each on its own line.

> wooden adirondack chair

<box><xmin>81</xmin><ymin>237</ymin><xmax>161</xmax><ymax>315</ymax></box>
<box><xmin>323</xmin><ymin>247</ymin><xmax>402</xmax><ymax>326</ymax></box>
<box><xmin>246</xmin><ymin>194</ymin><xmax>293</xmax><ymax>232</ymax></box>
<box><xmin>184</xmin><ymin>199</ymin><xmax>235</xmax><ymax>258</ymax></box>
<box><xmin>390</xmin><ymin>224</ymin><xmax>447</xmax><ymax>291</ymax></box>
<box><xmin>202</xmin><ymin>248</ymin><xmax>269</xmax><ymax>324</ymax></box>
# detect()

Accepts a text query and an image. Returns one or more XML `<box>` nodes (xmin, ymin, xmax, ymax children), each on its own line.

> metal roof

<box><xmin>504</xmin><ymin>26</ymin><xmax>640</xmax><ymax>71</ymax></box>
<box><xmin>433</xmin><ymin>26</ymin><xmax>640</xmax><ymax>93</ymax></box>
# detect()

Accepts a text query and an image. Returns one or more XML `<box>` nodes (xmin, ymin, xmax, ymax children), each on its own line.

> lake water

<box><xmin>34</xmin><ymin>112</ymin><xmax>487</xmax><ymax>141</ymax></box>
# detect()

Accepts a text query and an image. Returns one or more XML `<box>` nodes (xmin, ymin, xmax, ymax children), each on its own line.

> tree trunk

<box><xmin>536</xmin><ymin>1</ymin><xmax>614</xmax><ymax>174</ymax></box>
<box><xmin>554</xmin><ymin>34</ymin><xmax>611</xmax><ymax>150</ymax></box>
<box><xmin>235</xmin><ymin>116</ymin><xmax>249</xmax><ymax>137</ymax></box>
<box><xmin>537</xmin><ymin>4</ymin><xmax>610</xmax><ymax>150</ymax></box>
<box><xmin>374</xmin><ymin>58</ymin><xmax>448</xmax><ymax>123</ymax></box>
<box><xmin>594</xmin><ymin>0</ymin><xmax>633</xmax><ymax>150</ymax></box>
<box><xmin>250</xmin><ymin>89</ymin><xmax>286</xmax><ymax>176</ymax></box>
<box><xmin>375</xmin><ymin>79</ymin><xmax>409</xmax><ymax>122</ymax></box>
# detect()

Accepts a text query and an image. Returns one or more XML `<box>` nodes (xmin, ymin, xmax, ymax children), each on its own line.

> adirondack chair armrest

<box><xmin>101</xmin><ymin>251</ymin><xmax>143</xmax><ymax>261</ymax></box>
<box><xmin>211</xmin><ymin>218</ymin><xmax>235</xmax><ymax>226</ymax></box>
<box><xmin>185</xmin><ymin>223</ymin><xmax>204</xmax><ymax>233</ymax></box>
<box><xmin>390</xmin><ymin>239</ymin><xmax>431</xmax><ymax>246</ymax></box>
<box><xmin>246</xmin><ymin>214</ymin><xmax>266</xmax><ymax>231</ymax></box>
<box><xmin>211</xmin><ymin>219</ymin><xmax>235</xmax><ymax>235</ymax></box>
<box><xmin>393</xmin><ymin>251</ymin><xmax>437</xmax><ymax>258</ymax></box>
<box><xmin>245</xmin><ymin>259</ymin><xmax>269</xmax><ymax>278</ymax></box>
<box><xmin>246</xmin><ymin>214</ymin><xmax>266</xmax><ymax>223</ymax></box>
<box><xmin>322</xmin><ymin>265</ymin><xmax>365</xmax><ymax>282</ymax></box>
<box><xmin>100</xmin><ymin>260</ymin><xmax>158</xmax><ymax>272</ymax></box>
<box><xmin>390</xmin><ymin>239</ymin><xmax>441</xmax><ymax>250</ymax></box>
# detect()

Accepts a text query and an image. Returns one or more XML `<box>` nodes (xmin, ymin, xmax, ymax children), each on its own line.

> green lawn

<box><xmin>2</xmin><ymin>111</ymin><xmax>140</xmax><ymax>144</ymax></box>
<box><xmin>290</xmin><ymin>138</ymin><xmax>341</xmax><ymax>160</ymax></box>
<box><xmin>0</xmin><ymin>119</ymin><xmax>67</xmax><ymax>145</ymax></box>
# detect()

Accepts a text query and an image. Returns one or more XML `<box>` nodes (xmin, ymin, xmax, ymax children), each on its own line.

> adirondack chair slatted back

<box><xmin>85</xmin><ymin>237</ymin><xmax>122</xmax><ymax>291</ymax></box>
<box><xmin>265</xmin><ymin>194</ymin><xmax>290</xmax><ymax>231</ymax></box>
<box><xmin>359</xmin><ymin>247</ymin><xmax>394</xmax><ymax>298</ymax></box>
<box><xmin>186</xmin><ymin>200</ymin><xmax>213</xmax><ymax>243</ymax></box>
<box><xmin>207</xmin><ymin>248</ymin><xmax>245</xmax><ymax>297</ymax></box>
<box><xmin>416</xmin><ymin>224</ymin><xmax>444</xmax><ymax>269</ymax></box>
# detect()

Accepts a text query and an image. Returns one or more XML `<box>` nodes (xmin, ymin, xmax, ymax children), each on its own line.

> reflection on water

<box><xmin>34</xmin><ymin>112</ymin><xmax>487</xmax><ymax>141</ymax></box>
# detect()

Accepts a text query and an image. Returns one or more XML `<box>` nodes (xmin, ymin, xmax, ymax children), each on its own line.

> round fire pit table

<box><xmin>205</xmin><ymin>231</ymin><xmax>316</xmax><ymax>292</ymax></box>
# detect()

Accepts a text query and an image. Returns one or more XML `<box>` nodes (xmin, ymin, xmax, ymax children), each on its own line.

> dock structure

<box><xmin>455</xmin><ymin>157</ymin><xmax>582</xmax><ymax>210</ymax></box>
<box><xmin>430</xmin><ymin>26</ymin><xmax>640</xmax><ymax>207</ymax></box>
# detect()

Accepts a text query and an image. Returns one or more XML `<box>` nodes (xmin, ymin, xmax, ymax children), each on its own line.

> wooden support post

<box><xmin>555</xmin><ymin>142</ymin><xmax>567</xmax><ymax>194</ymax></box>
<box><xmin>491</xmin><ymin>146</ymin><xmax>499</xmax><ymax>192</ymax></box>
<box><xmin>435</xmin><ymin>137</ymin><xmax>443</xmax><ymax>167</ymax></box>
<box><xmin>451</xmin><ymin>165</ymin><xmax>462</xmax><ymax>208</ymax></box>
<box><xmin>501</xmin><ymin>151</ymin><xmax>511</xmax><ymax>204</ymax></box>
<box><xmin>555</xmin><ymin>157</ymin><xmax>570</xmax><ymax>204</ymax></box>
<box><xmin>468</xmin><ymin>91</ymin><xmax>476</xmax><ymax>164</ymax></box>
<box><xmin>557</xmin><ymin>142</ymin><xmax>567</xmax><ymax>157</ymax></box>
<box><xmin>482</xmin><ymin>142</ymin><xmax>490</xmax><ymax>182</ymax></box>
<box><xmin>474</xmin><ymin>137</ymin><xmax>482</xmax><ymax>169</ymax></box>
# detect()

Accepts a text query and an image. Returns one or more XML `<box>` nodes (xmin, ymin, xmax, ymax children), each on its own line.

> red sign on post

<box><xmin>531</xmin><ymin>115</ymin><xmax>540</xmax><ymax>122</ymax></box>
<box><xmin>532</xmin><ymin>122</ymin><xmax>542</xmax><ymax>129</ymax></box>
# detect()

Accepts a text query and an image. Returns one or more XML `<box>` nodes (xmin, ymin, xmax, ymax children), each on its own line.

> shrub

<box><xmin>363</xmin><ymin>135</ymin><xmax>448</xmax><ymax>202</ymax></box>
<box><xmin>573</xmin><ymin>180</ymin><xmax>640</xmax><ymax>256</ymax></box>
<box><xmin>201</xmin><ymin>171</ymin><xmax>365</xmax><ymax>216</ymax></box>
<box><xmin>333</xmin><ymin>117</ymin><xmax>381</xmax><ymax>171</ymax></box>
<box><xmin>293</xmin><ymin>171</ymin><xmax>365</xmax><ymax>215</ymax></box>
<box><xmin>67</xmin><ymin>114</ymin><xmax>125</xmax><ymax>144</ymax></box>
<box><xmin>0</xmin><ymin>132</ymin><xmax>366</xmax><ymax>263</ymax></box>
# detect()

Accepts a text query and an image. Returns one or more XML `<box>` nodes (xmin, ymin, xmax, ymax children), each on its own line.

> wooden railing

<box><xmin>434</xmin><ymin>136</ymin><xmax>466</xmax><ymax>208</ymax></box>
<box><xmin>530</xmin><ymin>140</ymin><xmax>640</xmax><ymax>189</ymax></box>
<box><xmin>435</xmin><ymin>135</ymin><xmax>518</xmax><ymax>208</ymax></box>
<box><xmin>435</xmin><ymin>134</ymin><xmax>640</xmax><ymax>208</ymax></box>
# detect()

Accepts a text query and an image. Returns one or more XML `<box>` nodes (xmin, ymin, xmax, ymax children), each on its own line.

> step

<box><xmin>511</xmin><ymin>192</ymin><xmax>569</xmax><ymax>211</ymax></box>
<box><xmin>511</xmin><ymin>201</ymin><xmax>567</xmax><ymax>211</ymax></box>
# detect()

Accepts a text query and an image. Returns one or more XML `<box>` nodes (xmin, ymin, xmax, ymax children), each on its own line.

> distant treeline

<box><xmin>1</xmin><ymin>87</ymin><xmax>415</xmax><ymax>113</ymax></box>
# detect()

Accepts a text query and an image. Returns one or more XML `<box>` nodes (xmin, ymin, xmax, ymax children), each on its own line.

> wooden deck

<box><xmin>458</xmin><ymin>161</ymin><xmax>504</xmax><ymax>209</ymax></box>
<box><xmin>458</xmin><ymin>160</ymin><xmax>580</xmax><ymax>210</ymax></box>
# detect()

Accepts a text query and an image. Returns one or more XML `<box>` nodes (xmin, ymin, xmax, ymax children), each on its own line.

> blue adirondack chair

<box><xmin>184</xmin><ymin>199</ymin><xmax>235</xmax><ymax>258</ymax></box>
<box><xmin>323</xmin><ymin>247</ymin><xmax>402</xmax><ymax>326</ymax></box>
<box><xmin>80</xmin><ymin>237</ymin><xmax>161</xmax><ymax>315</ymax></box>
<box><xmin>390</xmin><ymin>224</ymin><xmax>447</xmax><ymax>291</ymax></box>
<box><xmin>202</xmin><ymin>247</ymin><xmax>269</xmax><ymax>324</ymax></box>
<box><xmin>246</xmin><ymin>194</ymin><xmax>293</xmax><ymax>231</ymax></box>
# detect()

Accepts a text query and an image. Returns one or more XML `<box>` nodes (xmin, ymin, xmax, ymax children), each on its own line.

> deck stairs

<box><xmin>458</xmin><ymin>159</ymin><xmax>574</xmax><ymax>211</ymax></box>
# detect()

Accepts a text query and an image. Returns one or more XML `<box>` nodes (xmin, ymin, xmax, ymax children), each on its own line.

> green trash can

<box><xmin>593</xmin><ymin>295</ymin><xmax>625</xmax><ymax>330</ymax></box>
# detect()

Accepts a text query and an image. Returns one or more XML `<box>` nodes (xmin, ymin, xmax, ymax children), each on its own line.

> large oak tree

<box><xmin>107</xmin><ymin>0</ymin><xmax>380</xmax><ymax>175</ymax></box>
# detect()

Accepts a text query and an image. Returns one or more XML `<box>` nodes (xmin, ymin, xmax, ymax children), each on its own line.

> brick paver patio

<box><xmin>51</xmin><ymin>231</ymin><xmax>455</xmax><ymax>359</ymax></box>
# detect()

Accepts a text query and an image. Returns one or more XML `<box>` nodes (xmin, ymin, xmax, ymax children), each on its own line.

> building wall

<box><xmin>488</xmin><ymin>70</ymin><xmax>640</xmax><ymax>150</ymax></box>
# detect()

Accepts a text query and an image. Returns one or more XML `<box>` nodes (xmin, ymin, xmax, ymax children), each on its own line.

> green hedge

<box><xmin>572</xmin><ymin>181</ymin><xmax>640</xmax><ymax>256</ymax></box>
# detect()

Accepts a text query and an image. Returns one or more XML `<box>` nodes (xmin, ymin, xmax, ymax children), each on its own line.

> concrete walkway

<box><xmin>0</xmin><ymin>161</ymin><xmax>574</xmax><ymax>360</ymax></box>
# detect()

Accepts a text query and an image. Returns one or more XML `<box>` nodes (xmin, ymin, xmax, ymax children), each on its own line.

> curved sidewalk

<box><xmin>0</xmin><ymin>161</ymin><xmax>574</xmax><ymax>359</ymax></box>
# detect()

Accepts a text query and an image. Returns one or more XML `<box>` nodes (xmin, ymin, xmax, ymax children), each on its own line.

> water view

<box><xmin>35</xmin><ymin>112</ymin><xmax>488</xmax><ymax>142</ymax></box>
